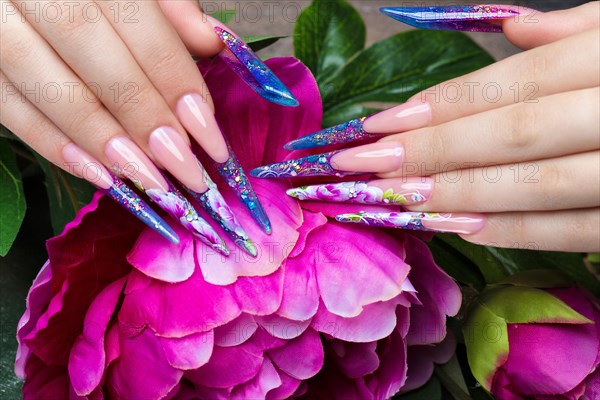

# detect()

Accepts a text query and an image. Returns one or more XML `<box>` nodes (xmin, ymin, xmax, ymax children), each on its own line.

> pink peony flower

<box><xmin>489</xmin><ymin>288</ymin><xmax>600</xmax><ymax>400</ymax></box>
<box><xmin>15</xmin><ymin>57</ymin><xmax>461</xmax><ymax>399</ymax></box>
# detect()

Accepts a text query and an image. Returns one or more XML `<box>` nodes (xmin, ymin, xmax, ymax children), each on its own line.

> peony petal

<box><xmin>107</xmin><ymin>328</ymin><xmax>182</xmax><ymax>399</ymax></box>
<box><xmin>329</xmin><ymin>341</ymin><xmax>380</xmax><ymax>378</ymax></box>
<box><xmin>159</xmin><ymin>331</ymin><xmax>214</xmax><ymax>370</ymax></box>
<box><xmin>312</xmin><ymin>298</ymin><xmax>400</xmax><ymax>343</ymax></box>
<box><xmin>277</xmin><ymin>256</ymin><xmax>320</xmax><ymax>321</ymax></box>
<box><xmin>583</xmin><ymin>367</ymin><xmax>600</xmax><ymax>400</ymax></box>
<box><xmin>250</xmin><ymin>326</ymin><xmax>287</xmax><ymax>351</ymax></box>
<box><xmin>288</xmin><ymin>210</ymin><xmax>328</xmax><ymax>259</ymax></box>
<box><xmin>16</xmin><ymin>260</ymin><xmax>54</xmax><ymax>379</ymax></box>
<box><xmin>503</xmin><ymin>288</ymin><xmax>600</xmax><ymax>395</ymax></box>
<box><xmin>185</xmin><ymin>337</ymin><xmax>264</xmax><ymax>388</ymax></box>
<box><xmin>256</xmin><ymin>314</ymin><xmax>311</xmax><ymax>340</ymax></box>
<box><xmin>267</xmin><ymin>328</ymin><xmax>324</xmax><ymax>380</ymax></box>
<box><xmin>105</xmin><ymin>324</ymin><xmax>120</xmax><ymax>367</ymax></box>
<box><xmin>127</xmin><ymin>224</ymin><xmax>195</xmax><ymax>283</ymax></box>
<box><xmin>233</xmin><ymin>268</ymin><xmax>284</xmax><ymax>315</ymax></box>
<box><xmin>200</xmin><ymin>57</ymin><xmax>322</xmax><ymax>168</ymax></box>
<box><xmin>404</xmin><ymin>235</ymin><xmax>461</xmax><ymax>346</ymax></box>
<box><xmin>69</xmin><ymin>278</ymin><xmax>127</xmax><ymax>396</ymax></box>
<box><xmin>194</xmin><ymin>179</ymin><xmax>302</xmax><ymax>286</ymax></box>
<box><xmin>230</xmin><ymin>358</ymin><xmax>282</xmax><ymax>400</ymax></box>
<box><xmin>365</xmin><ymin>329</ymin><xmax>408</xmax><ymax>399</ymax></box>
<box><xmin>310</xmin><ymin>223</ymin><xmax>410</xmax><ymax>318</ymax></box>
<box><xmin>266</xmin><ymin>368</ymin><xmax>302</xmax><ymax>400</ymax></box>
<box><xmin>402</xmin><ymin>332</ymin><xmax>456</xmax><ymax>392</ymax></box>
<box><xmin>22</xmin><ymin>354</ymin><xmax>70</xmax><ymax>399</ymax></box>
<box><xmin>214</xmin><ymin>314</ymin><xmax>258</xmax><ymax>347</ymax></box>
<box><xmin>119</xmin><ymin>268</ymin><xmax>241</xmax><ymax>337</ymax></box>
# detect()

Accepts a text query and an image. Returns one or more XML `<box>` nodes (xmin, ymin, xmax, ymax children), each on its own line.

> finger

<box><xmin>405</xmin><ymin>152</ymin><xmax>600</xmax><ymax>213</ymax></box>
<box><xmin>462</xmin><ymin>208</ymin><xmax>600</xmax><ymax>252</ymax></box>
<box><xmin>157</xmin><ymin>0</ymin><xmax>224</xmax><ymax>57</ymax></box>
<box><xmin>503</xmin><ymin>2</ymin><xmax>600</xmax><ymax>49</ymax></box>
<box><xmin>411</xmin><ymin>28</ymin><xmax>599</xmax><ymax>125</ymax></box>
<box><xmin>379</xmin><ymin>87</ymin><xmax>600</xmax><ymax>177</ymax></box>
<box><xmin>13</xmin><ymin>0</ymin><xmax>191</xmax><ymax>158</ymax></box>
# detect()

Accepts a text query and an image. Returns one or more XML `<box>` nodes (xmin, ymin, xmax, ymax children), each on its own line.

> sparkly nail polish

<box><xmin>284</xmin><ymin>101</ymin><xmax>432</xmax><ymax>150</ymax></box>
<box><xmin>214</xmin><ymin>26</ymin><xmax>299</xmax><ymax>107</ymax></box>
<box><xmin>62</xmin><ymin>143</ymin><xmax>179</xmax><ymax>243</ymax></box>
<box><xmin>187</xmin><ymin>172</ymin><xmax>258</xmax><ymax>257</ymax></box>
<box><xmin>215</xmin><ymin>150</ymin><xmax>272</xmax><ymax>234</ymax></box>
<box><xmin>287</xmin><ymin>178</ymin><xmax>433</xmax><ymax>205</ymax></box>
<box><xmin>380</xmin><ymin>5</ymin><xmax>520</xmax><ymax>33</ymax></box>
<box><xmin>252</xmin><ymin>142</ymin><xmax>404</xmax><ymax>179</ymax></box>
<box><xmin>335</xmin><ymin>212</ymin><xmax>485</xmax><ymax>234</ymax></box>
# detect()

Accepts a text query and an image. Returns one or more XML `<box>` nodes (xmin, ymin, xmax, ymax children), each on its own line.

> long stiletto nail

<box><xmin>284</xmin><ymin>101</ymin><xmax>431</xmax><ymax>150</ymax></box>
<box><xmin>62</xmin><ymin>143</ymin><xmax>179</xmax><ymax>244</ymax></box>
<box><xmin>251</xmin><ymin>142</ymin><xmax>404</xmax><ymax>179</ymax></box>
<box><xmin>287</xmin><ymin>178</ymin><xmax>433</xmax><ymax>205</ymax></box>
<box><xmin>176</xmin><ymin>93</ymin><xmax>272</xmax><ymax>234</ymax></box>
<box><xmin>214</xmin><ymin>26</ymin><xmax>299</xmax><ymax>107</ymax></box>
<box><xmin>335</xmin><ymin>212</ymin><xmax>485</xmax><ymax>234</ymax></box>
<box><xmin>187</xmin><ymin>172</ymin><xmax>258</xmax><ymax>257</ymax></box>
<box><xmin>105</xmin><ymin>137</ymin><xmax>229</xmax><ymax>255</ymax></box>
<box><xmin>148</xmin><ymin>126</ymin><xmax>257</xmax><ymax>256</ymax></box>
<box><xmin>380</xmin><ymin>5</ymin><xmax>520</xmax><ymax>33</ymax></box>
<box><xmin>215</xmin><ymin>150</ymin><xmax>272</xmax><ymax>234</ymax></box>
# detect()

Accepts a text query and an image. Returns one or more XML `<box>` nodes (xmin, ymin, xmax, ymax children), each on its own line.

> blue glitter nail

<box><xmin>250</xmin><ymin>150</ymin><xmax>357</xmax><ymax>179</ymax></box>
<box><xmin>380</xmin><ymin>5</ymin><xmax>520</xmax><ymax>33</ymax></box>
<box><xmin>105</xmin><ymin>176</ymin><xmax>179</xmax><ymax>244</ymax></box>
<box><xmin>284</xmin><ymin>117</ymin><xmax>373</xmax><ymax>150</ymax></box>
<box><xmin>215</xmin><ymin>26</ymin><xmax>299</xmax><ymax>107</ymax></box>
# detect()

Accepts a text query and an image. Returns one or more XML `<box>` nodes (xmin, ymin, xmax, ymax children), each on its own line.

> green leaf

<box><xmin>319</xmin><ymin>30</ymin><xmax>494</xmax><ymax>124</ymax></box>
<box><xmin>321</xmin><ymin>104</ymin><xmax>380</xmax><ymax>128</ymax></box>
<box><xmin>428</xmin><ymin>236</ymin><xmax>486</xmax><ymax>291</ymax></box>
<box><xmin>242</xmin><ymin>35</ymin><xmax>287</xmax><ymax>52</ymax></box>
<box><xmin>0</xmin><ymin>124</ymin><xmax>19</xmax><ymax>141</ymax></box>
<box><xmin>435</xmin><ymin>355</ymin><xmax>471</xmax><ymax>400</ymax></box>
<box><xmin>500</xmin><ymin>269</ymin><xmax>570</xmax><ymax>288</ymax></box>
<box><xmin>463</xmin><ymin>303</ymin><xmax>509</xmax><ymax>391</ymax></box>
<box><xmin>436</xmin><ymin>234</ymin><xmax>600</xmax><ymax>297</ymax></box>
<box><xmin>394</xmin><ymin>376</ymin><xmax>442</xmax><ymax>400</ymax></box>
<box><xmin>34</xmin><ymin>155</ymin><xmax>95</xmax><ymax>235</ymax></box>
<box><xmin>0</xmin><ymin>139</ymin><xmax>26</xmax><ymax>256</ymax></box>
<box><xmin>209</xmin><ymin>10</ymin><xmax>235</xmax><ymax>24</ymax></box>
<box><xmin>294</xmin><ymin>0</ymin><xmax>366</xmax><ymax>80</ymax></box>
<box><xmin>588</xmin><ymin>252</ymin><xmax>600</xmax><ymax>264</ymax></box>
<box><xmin>482</xmin><ymin>286</ymin><xmax>592</xmax><ymax>324</ymax></box>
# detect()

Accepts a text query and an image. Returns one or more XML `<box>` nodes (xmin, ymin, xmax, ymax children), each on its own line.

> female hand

<box><xmin>0</xmin><ymin>0</ymin><xmax>290</xmax><ymax>255</ymax></box>
<box><xmin>252</xmin><ymin>2</ymin><xmax>600</xmax><ymax>252</ymax></box>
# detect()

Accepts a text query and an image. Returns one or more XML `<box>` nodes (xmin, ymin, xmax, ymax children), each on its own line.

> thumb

<box><xmin>502</xmin><ymin>2</ymin><xmax>600</xmax><ymax>49</ymax></box>
<box><xmin>157</xmin><ymin>0</ymin><xmax>225</xmax><ymax>57</ymax></box>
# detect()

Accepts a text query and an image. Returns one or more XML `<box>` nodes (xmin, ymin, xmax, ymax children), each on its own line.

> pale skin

<box><xmin>1</xmin><ymin>1</ymin><xmax>598</xmax><ymax>252</ymax></box>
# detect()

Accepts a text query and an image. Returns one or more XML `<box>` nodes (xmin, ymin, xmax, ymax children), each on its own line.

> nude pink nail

<box><xmin>330</xmin><ymin>142</ymin><xmax>405</xmax><ymax>173</ymax></box>
<box><xmin>105</xmin><ymin>137</ymin><xmax>168</xmax><ymax>192</ymax></box>
<box><xmin>62</xmin><ymin>143</ymin><xmax>113</xmax><ymax>189</ymax></box>
<box><xmin>176</xmin><ymin>93</ymin><xmax>229</xmax><ymax>163</ymax></box>
<box><xmin>148</xmin><ymin>126</ymin><xmax>208</xmax><ymax>193</ymax></box>
<box><xmin>363</xmin><ymin>100</ymin><xmax>432</xmax><ymax>134</ymax></box>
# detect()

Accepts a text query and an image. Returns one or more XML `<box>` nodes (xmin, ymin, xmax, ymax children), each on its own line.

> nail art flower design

<box><xmin>250</xmin><ymin>151</ymin><xmax>351</xmax><ymax>178</ymax></box>
<box><xmin>287</xmin><ymin>181</ymin><xmax>427</xmax><ymax>205</ymax></box>
<box><xmin>146</xmin><ymin>185</ymin><xmax>229</xmax><ymax>256</ymax></box>
<box><xmin>336</xmin><ymin>211</ymin><xmax>440</xmax><ymax>231</ymax></box>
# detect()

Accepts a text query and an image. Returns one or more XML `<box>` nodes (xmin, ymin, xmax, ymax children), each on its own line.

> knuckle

<box><xmin>518</xmin><ymin>51</ymin><xmax>548</xmax><ymax>87</ymax></box>
<box><xmin>1</xmin><ymin>30</ymin><xmax>36</xmax><ymax>66</ymax></box>
<box><xmin>66</xmin><ymin>100</ymin><xmax>104</xmax><ymax>135</ymax></box>
<box><xmin>531</xmin><ymin>163</ymin><xmax>571</xmax><ymax>208</ymax></box>
<box><xmin>50</xmin><ymin>4</ymin><xmax>93</xmax><ymax>42</ymax></box>
<box><xmin>147</xmin><ymin>48</ymin><xmax>180</xmax><ymax>78</ymax></box>
<box><xmin>501</xmin><ymin>103</ymin><xmax>540</xmax><ymax>149</ymax></box>
<box><xmin>111</xmin><ymin>80</ymin><xmax>149</xmax><ymax>115</ymax></box>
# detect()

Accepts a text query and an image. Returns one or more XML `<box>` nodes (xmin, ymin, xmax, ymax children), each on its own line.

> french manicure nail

<box><xmin>380</xmin><ymin>5</ymin><xmax>520</xmax><ymax>32</ymax></box>
<box><xmin>284</xmin><ymin>101</ymin><xmax>431</xmax><ymax>150</ymax></box>
<box><xmin>216</xmin><ymin>151</ymin><xmax>272</xmax><ymax>234</ymax></box>
<box><xmin>186</xmin><ymin>172</ymin><xmax>258</xmax><ymax>257</ymax></box>
<box><xmin>213</xmin><ymin>26</ymin><xmax>299</xmax><ymax>107</ymax></box>
<box><xmin>105</xmin><ymin>137</ymin><xmax>229</xmax><ymax>255</ymax></box>
<box><xmin>335</xmin><ymin>212</ymin><xmax>485</xmax><ymax>234</ymax></box>
<box><xmin>287</xmin><ymin>178</ymin><xmax>433</xmax><ymax>205</ymax></box>
<box><xmin>252</xmin><ymin>142</ymin><xmax>404</xmax><ymax>179</ymax></box>
<box><xmin>62</xmin><ymin>143</ymin><xmax>179</xmax><ymax>244</ymax></box>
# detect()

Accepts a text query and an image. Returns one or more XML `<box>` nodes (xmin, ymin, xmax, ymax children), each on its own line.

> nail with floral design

<box><xmin>176</xmin><ymin>94</ymin><xmax>272</xmax><ymax>234</ymax></box>
<box><xmin>212</xmin><ymin>24</ymin><xmax>298</xmax><ymax>107</ymax></box>
<box><xmin>251</xmin><ymin>142</ymin><xmax>404</xmax><ymax>179</ymax></box>
<box><xmin>149</xmin><ymin>127</ymin><xmax>256</xmax><ymax>255</ymax></box>
<box><xmin>380</xmin><ymin>5</ymin><xmax>522</xmax><ymax>33</ymax></box>
<box><xmin>335</xmin><ymin>211</ymin><xmax>485</xmax><ymax>234</ymax></box>
<box><xmin>106</xmin><ymin>137</ymin><xmax>229</xmax><ymax>255</ymax></box>
<box><xmin>287</xmin><ymin>178</ymin><xmax>433</xmax><ymax>205</ymax></box>
<box><xmin>62</xmin><ymin>143</ymin><xmax>179</xmax><ymax>244</ymax></box>
<box><xmin>285</xmin><ymin>100</ymin><xmax>431</xmax><ymax>150</ymax></box>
